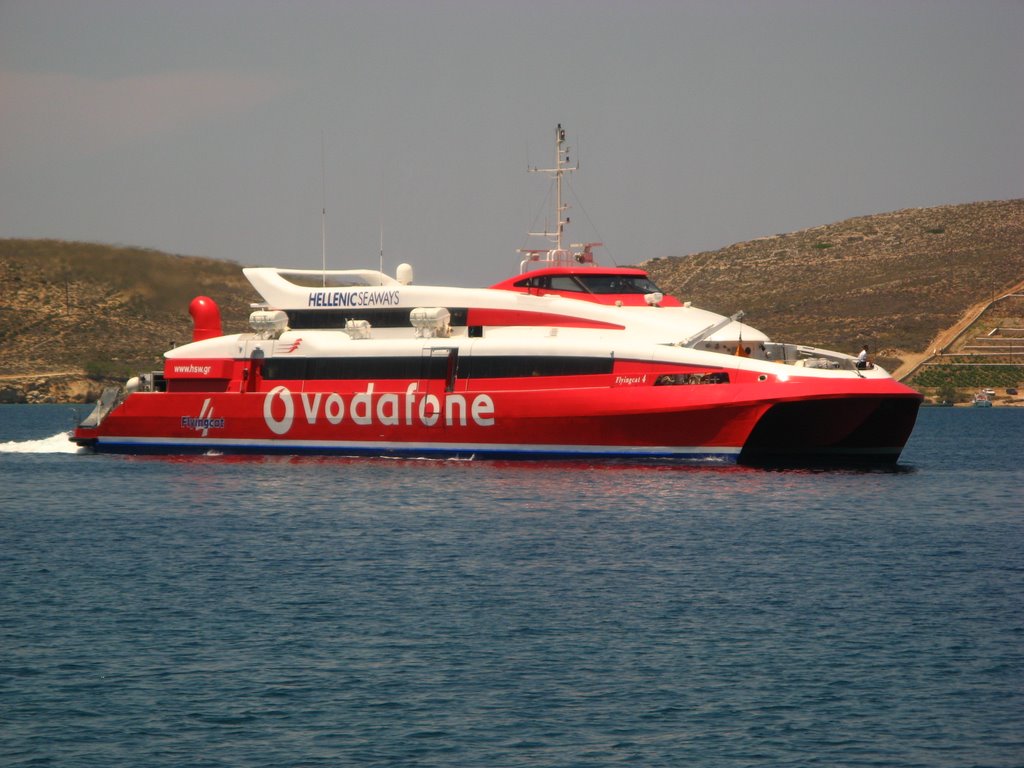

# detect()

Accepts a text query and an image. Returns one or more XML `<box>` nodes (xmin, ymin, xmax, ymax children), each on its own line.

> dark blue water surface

<box><xmin>1</xmin><ymin>405</ymin><xmax>1022</xmax><ymax>767</ymax></box>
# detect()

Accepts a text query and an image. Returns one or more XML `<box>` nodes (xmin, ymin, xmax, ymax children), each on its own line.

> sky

<box><xmin>1</xmin><ymin>0</ymin><xmax>1022</xmax><ymax>287</ymax></box>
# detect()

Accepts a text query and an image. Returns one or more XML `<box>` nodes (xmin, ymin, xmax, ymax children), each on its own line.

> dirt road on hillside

<box><xmin>894</xmin><ymin>277</ymin><xmax>1024</xmax><ymax>381</ymax></box>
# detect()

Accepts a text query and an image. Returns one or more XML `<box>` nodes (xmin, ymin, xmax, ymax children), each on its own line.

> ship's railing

<box><xmin>763</xmin><ymin>342</ymin><xmax>858</xmax><ymax>369</ymax></box>
<box><xmin>518</xmin><ymin>243</ymin><xmax>603</xmax><ymax>273</ymax></box>
<box><xmin>77</xmin><ymin>387</ymin><xmax>123</xmax><ymax>428</ymax></box>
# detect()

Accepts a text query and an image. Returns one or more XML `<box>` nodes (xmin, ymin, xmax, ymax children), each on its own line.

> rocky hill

<box><xmin>0</xmin><ymin>240</ymin><xmax>259</xmax><ymax>402</ymax></box>
<box><xmin>1</xmin><ymin>199</ymin><xmax>1022</xmax><ymax>402</ymax></box>
<box><xmin>642</xmin><ymin>199</ymin><xmax>1024</xmax><ymax>372</ymax></box>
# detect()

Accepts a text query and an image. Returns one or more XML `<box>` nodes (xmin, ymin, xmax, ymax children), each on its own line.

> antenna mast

<box><xmin>518</xmin><ymin>124</ymin><xmax>600</xmax><ymax>272</ymax></box>
<box><xmin>320</xmin><ymin>130</ymin><xmax>327</xmax><ymax>287</ymax></box>
<box><xmin>528</xmin><ymin>123</ymin><xmax>577</xmax><ymax>252</ymax></box>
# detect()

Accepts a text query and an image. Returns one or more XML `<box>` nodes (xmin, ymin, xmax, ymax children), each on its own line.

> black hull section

<box><xmin>738</xmin><ymin>396</ymin><xmax>921</xmax><ymax>467</ymax></box>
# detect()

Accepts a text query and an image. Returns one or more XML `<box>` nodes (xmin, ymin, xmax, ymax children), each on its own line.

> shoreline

<box><xmin>0</xmin><ymin>374</ymin><xmax>119</xmax><ymax>405</ymax></box>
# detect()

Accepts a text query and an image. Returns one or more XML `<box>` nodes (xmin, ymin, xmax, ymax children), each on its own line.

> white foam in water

<box><xmin>0</xmin><ymin>431</ymin><xmax>81</xmax><ymax>454</ymax></box>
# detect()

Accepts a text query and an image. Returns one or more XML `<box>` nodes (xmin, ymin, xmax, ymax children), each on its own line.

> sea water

<box><xmin>1</xmin><ymin>405</ymin><xmax>1021</xmax><ymax>767</ymax></box>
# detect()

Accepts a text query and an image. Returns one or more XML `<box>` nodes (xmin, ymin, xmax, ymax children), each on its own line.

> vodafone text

<box><xmin>263</xmin><ymin>383</ymin><xmax>495</xmax><ymax>435</ymax></box>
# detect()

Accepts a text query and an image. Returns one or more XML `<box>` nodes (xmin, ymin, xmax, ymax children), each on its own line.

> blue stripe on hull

<box><xmin>84</xmin><ymin>437</ymin><xmax>740</xmax><ymax>463</ymax></box>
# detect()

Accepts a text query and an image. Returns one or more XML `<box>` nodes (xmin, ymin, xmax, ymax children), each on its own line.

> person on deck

<box><xmin>855</xmin><ymin>345</ymin><xmax>872</xmax><ymax>370</ymax></box>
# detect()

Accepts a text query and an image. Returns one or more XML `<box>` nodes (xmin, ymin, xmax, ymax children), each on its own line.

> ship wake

<box><xmin>0</xmin><ymin>431</ymin><xmax>81</xmax><ymax>454</ymax></box>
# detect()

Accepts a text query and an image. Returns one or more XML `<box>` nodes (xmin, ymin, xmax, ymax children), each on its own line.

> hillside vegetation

<box><xmin>0</xmin><ymin>240</ymin><xmax>258</xmax><ymax>400</ymax></box>
<box><xmin>1</xmin><ymin>199</ymin><xmax>1022</xmax><ymax>402</ymax></box>
<box><xmin>642</xmin><ymin>199</ymin><xmax>1024</xmax><ymax>366</ymax></box>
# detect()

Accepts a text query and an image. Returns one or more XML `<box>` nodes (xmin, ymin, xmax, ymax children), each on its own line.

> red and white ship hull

<box><xmin>72</xmin><ymin>125</ymin><xmax>922</xmax><ymax>465</ymax></box>
<box><xmin>74</xmin><ymin>348</ymin><xmax>921</xmax><ymax>465</ymax></box>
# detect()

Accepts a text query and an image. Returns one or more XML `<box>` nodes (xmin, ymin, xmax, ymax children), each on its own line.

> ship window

<box><xmin>514</xmin><ymin>276</ymin><xmax>551</xmax><ymax>290</ymax></box>
<box><xmin>654</xmin><ymin>371</ymin><xmax>730</xmax><ymax>386</ymax></box>
<box><xmin>277</xmin><ymin>272</ymin><xmax>380</xmax><ymax>288</ymax></box>
<box><xmin>261</xmin><ymin>355</ymin><xmax>614</xmax><ymax>380</ymax></box>
<box><xmin>288</xmin><ymin>308</ymin><xmax>469</xmax><ymax>330</ymax></box>
<box><xmin>460</xmin><ymin>356</ymin><xmax>613</xmax><ymax>378</ymax></box>
<box><xmin>263</xmin><ymin>357</ymin><xmax>446</xmax><ymax>380</ymax></box>
<box><xmin>263</xmin><ymin>358</ymin><xmax>307</xmax><ymax>379</ymax></box>
<box><xmin>549</xmin><ymin>276</ymin><xmax>584</xmax><ymax>292</ymax></box>
<box><xmin>574</xmin><ymin>275</ymin><xmax>664</xmax><ymax>295</ymax></box>
<box><xmin>516</xmin><ymin>273</ymin><xmax>666</xmax><ymax>295</ymax></box>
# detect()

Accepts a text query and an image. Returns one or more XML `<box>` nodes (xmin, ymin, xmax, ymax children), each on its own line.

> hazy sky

<box><xmin>1</xmin><ymin>0</ymin><xmax>1021</xmax><ymax>286</ymax></box>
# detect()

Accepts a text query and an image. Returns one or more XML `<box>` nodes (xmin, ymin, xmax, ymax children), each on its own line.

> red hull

<box><xmin>73</xmin><ymin>376</ymin><xmax>922</xmax><ymax>465</ymax></box>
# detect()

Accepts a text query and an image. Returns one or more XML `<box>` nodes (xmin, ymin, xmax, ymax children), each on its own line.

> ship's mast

<box><xmin>321</xmin><ymin>130</ymin><xmax>327</xmax><ymax>287</ymax></box>
<box><xmin>528</xmin><ymin>123</ymin><xmax>577</xmax><ymax>252</ymax></box>
<box><xmin>519</xmin><ymin>125</ymin><xmax>601</xmax><ymax>272</ymax></box>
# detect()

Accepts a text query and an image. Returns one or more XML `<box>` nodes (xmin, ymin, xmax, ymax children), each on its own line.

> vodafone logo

<box><xmin>264</xmin><ymin>386</ymin><xmax>295</xmax><ymax>435</ymax></box>
<box><xmin>262</xmin><ymin>383</ymin><xmax>495</xmax><ymax>436</ymax></box>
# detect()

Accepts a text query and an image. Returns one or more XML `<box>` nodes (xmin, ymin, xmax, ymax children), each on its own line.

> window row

<box><xmin>287</xmin><ymin>308</ymin><xmax>470</xmax><ymax>330</ymax></box>
<box><xmin>262</xmin><ymin>355</ymin><xmax>615</xmax><ymax>381</ymax></box>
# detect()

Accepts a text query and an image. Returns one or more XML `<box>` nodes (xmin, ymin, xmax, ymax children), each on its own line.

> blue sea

<box><xmin>1</xmin><ymin>405</ymin><xmax>1021</xmax><ymax>767</ymax></box>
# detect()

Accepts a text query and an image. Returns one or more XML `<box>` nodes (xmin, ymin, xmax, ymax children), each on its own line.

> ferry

<box><xmin>72</xmin><ymin>126</ymin><xmax>921</xmax><ymax>464</ymax></box>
